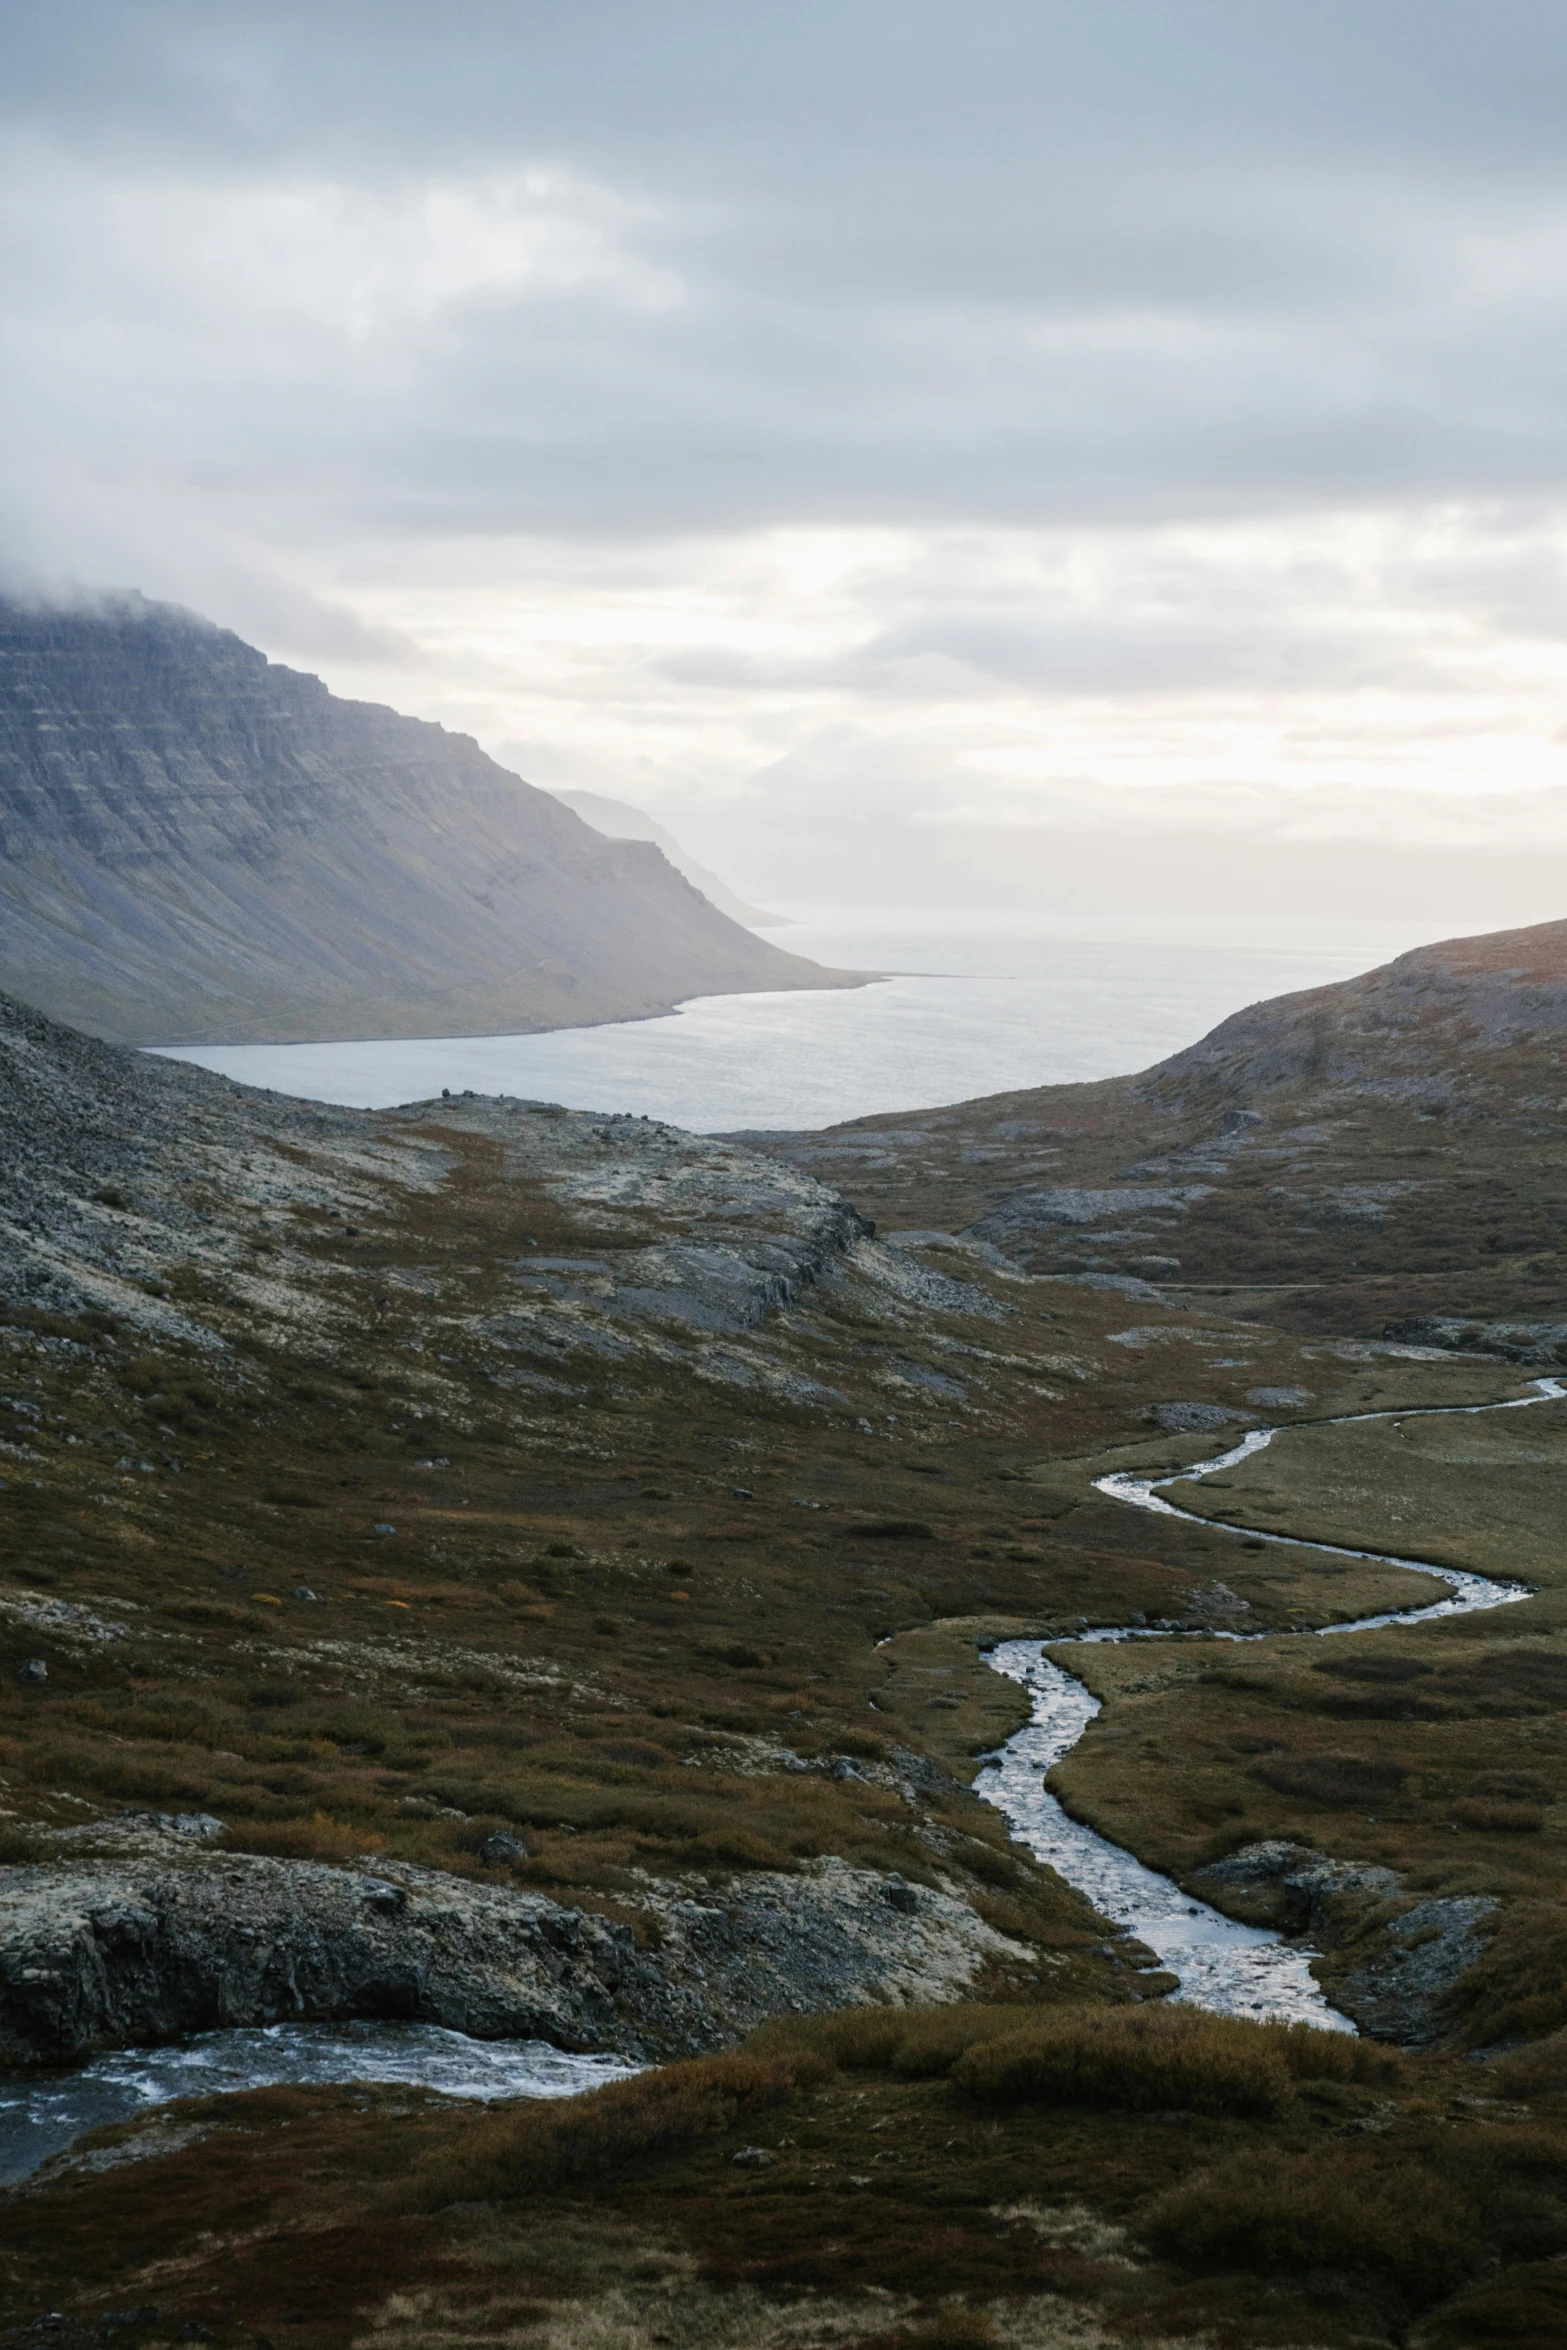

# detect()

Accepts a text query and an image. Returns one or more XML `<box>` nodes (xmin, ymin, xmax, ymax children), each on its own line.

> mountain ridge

<box><xmin>0</xmin><ymin>593</ymin><xmax>857</xmax><ymax>1045</ymax></box>
<box><xmin>543</xmin><ymin>784</ymin><xmax>787</xmax><ymax>928</ymax></box>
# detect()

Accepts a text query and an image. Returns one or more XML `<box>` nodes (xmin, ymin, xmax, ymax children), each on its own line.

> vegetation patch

<box><xmin>403</xmin><ymin>2047</ymin><xmax>821</xmax><ymax>2207</ymax></box>
<box><xmin>1248</xmin><ymin>1748</ymin><xmax>1414</xmax><ymax>1806</ymax></box>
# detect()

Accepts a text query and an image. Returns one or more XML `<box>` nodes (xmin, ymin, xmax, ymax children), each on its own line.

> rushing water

<box><xmin>0</xmin><ymin>2021</ymin><xmax>639</xmax><ymax>2185</ymax></box>
<box><xmin>153</xmin><ymin>907</ymin><xmax>1439</xmax><ymax>1132</ymax></box>
<box><xmin>975</xmin><ymin>1379</ymin><xmax>1567</xmax><ymax>2030</ymax></box>
<box><xmin>5</xmin><ymin>1383</ymin><xmax>1561</xmax><ymax>2177</ymax></box>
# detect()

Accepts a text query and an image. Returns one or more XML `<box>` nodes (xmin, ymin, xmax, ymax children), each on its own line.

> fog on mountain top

<box><xmin>5</xmin><ymin>2</ymin><xmax>1567</xmax><ymax>930</ymax></box>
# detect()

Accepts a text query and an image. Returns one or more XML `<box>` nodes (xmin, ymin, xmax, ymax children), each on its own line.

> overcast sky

<box><xmin>10</xmin><ymin>2</ymin><xmax>1567</xmax><ymax>915</ymax></box>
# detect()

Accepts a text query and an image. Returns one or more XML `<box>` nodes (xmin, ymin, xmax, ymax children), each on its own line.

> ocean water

<box><xmin>154</xmin><ymin>907</ymin><xmax>1443</xmax><ymax>1131</ymax></box>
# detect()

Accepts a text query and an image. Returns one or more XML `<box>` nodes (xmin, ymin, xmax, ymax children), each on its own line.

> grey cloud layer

<box><xmin>11</xmin><ymin>1</ymin><xmax>1567</xmax><ymax>557</ymax></box>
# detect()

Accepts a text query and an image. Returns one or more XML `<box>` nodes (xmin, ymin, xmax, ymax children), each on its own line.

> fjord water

<box><xmin>155</xmin><ymin>907</ymin><xmax>1439</xmax><ymax>1127</ymax></box>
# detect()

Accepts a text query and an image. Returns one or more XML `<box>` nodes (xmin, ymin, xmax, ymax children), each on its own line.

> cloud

<box><xmin>6</xmin><ymin>3</ymin><xmax>1567</xmax><ymax>890</ymax></box>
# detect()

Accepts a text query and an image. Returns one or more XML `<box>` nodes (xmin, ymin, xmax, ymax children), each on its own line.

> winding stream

<box><xmin>975</xmin><ymin>1378</ymin><xmax>1567</xmax><ymax>2029</ymax></box>
<box><xmin>4</xmin><ymin>1380</ymin><xmax>1561</xmax><ymax>2179</ymax></box>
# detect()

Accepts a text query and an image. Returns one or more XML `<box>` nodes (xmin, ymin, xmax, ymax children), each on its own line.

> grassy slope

<box><xmin>6</xmin><ymin>2011</ymin><xmax>1567</xmax><ymax>2350</ymax></box>
<box><xmin>746</xmin><ymin>918</ymin><xmax>1567</xmax><ymax>1348</ymax></box>
<box><xmin>5</xmin><ymin>943</ymin><xmax>1567</xmax><ymax>2342</ymax></box>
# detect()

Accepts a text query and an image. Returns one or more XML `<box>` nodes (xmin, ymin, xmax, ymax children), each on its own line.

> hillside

<box><xmin>5</xmin><ymin>963</ymin><xmax>1567</xmax><ymax>2345</ymax></box>
<box><xmin>752</xmin><ymin>916</ymin><xmax>1567</xmax><ymax>1345</ymax></box>
<box><xmin>546</xmin><ymin>785</ymin><xmax>787</xmax><ymax>927</ymax></box>
<box><xmin>0</xmin><ymin>596</ymin><xmax>852</xmax><ymax>1045</ymax></box>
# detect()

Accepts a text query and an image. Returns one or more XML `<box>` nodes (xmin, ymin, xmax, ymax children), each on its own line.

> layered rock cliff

<box><xmin>0</xmin><ymin>595</ymin><xmax>852</xmax><ymax>1044</ymax></box>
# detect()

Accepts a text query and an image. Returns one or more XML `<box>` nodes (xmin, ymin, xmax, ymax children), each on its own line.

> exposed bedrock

<box><xmin>0</xmin><ymin>1844</ymin><xmax>1029</xmax><ymax>2068</ymax></box>
<box><xmin>1190</xmin><ymin>1839</ymin><xmax>1498</xmax><ymax>2048</ymax></box>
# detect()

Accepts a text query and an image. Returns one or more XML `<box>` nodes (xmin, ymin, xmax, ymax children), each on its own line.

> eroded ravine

<box><xmin>975</xmin><ymin>1379</ymin><xmax>1567</xmax><ymax>2030</ymax></box>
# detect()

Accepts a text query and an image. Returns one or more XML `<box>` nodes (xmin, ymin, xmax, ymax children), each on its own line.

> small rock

<box><xmin>15</xmin><ymin>1657</ymin><xmax>47</xmax><ymax>1685</ymax></box>
<box><xmin>730</xmin><ymin>2145</ymin><xmax>776</xmax><ymax>2167</ymax></box>
<box><xmin>730</xmin><ymin>1486</ymin><xmax>753</xmax><ymax>1500</ymax></box>
<box><xmin>292</xmin><ymin>1585</ymin><xmax>321</xmax><ymax>1602</ymax></box>
<box><xmin>1152</xmin><ymin>1401</ymin><xmax>1257</xmax><ymax>1434</ymax></box>
<box><xmin>881</xmin><ymin>1878</ymin><xmax>919</xmax><ymax>1914</ymax></box>
<box><xmin>477</xmin><ymin>1831</ymin><xmax>527</xmax><ymax>1866</ymax></box>
<box><xmin>360</xmin><ymin>1879</ymin><xmax>408</xmax><ymax>1915</ymax></box>
<box><xmin>372</xmin><ymin>1523</ymin><xmax>396</xmax><ymax>1536</ymax></box>
<box><xmin>166</xmin><ymin>1813</ymin><xmax>226</xmax><ymax>1841</ymax></box>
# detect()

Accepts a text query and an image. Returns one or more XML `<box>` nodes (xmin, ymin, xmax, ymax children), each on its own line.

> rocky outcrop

<box><xmin>0</xmin><ymin>593</ymin><xmax>856</xmax><ymax>1044</ymax></box>
<box><xmin>0</xmin><ymin>991</ymin><xmax>875</xmax><ymax>1369</ymax></box>
<box><xmin>752</xmin><ymin>914</ymin><xmax>1567</xmax><ymax>1320</ymax></box>
<box><xmin>1190</xmin><ymin>1840</ymin><xmax>1499</xmax><ymax>2047</ymax></box>
<box><xmin>1384</xmin><ymin>1314</ymin><xmax>1567</xmax><ymax>1365</ymax></box>
<box><xmin>1330</xmin><ymin>1896</ymin><xmax>1500</xmax><ymax>2047</ymax></box>
<box><xmin>0</xmin><ymin>1843</ymin><xmax>1031</xmax><ymax>2067</ymax></box>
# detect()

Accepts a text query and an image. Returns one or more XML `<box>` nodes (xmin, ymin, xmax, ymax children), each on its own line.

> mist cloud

<box><xmin>8</xmin><ymin>3</ymin><xmax>1567</xmax><ymax>906</ymax></box>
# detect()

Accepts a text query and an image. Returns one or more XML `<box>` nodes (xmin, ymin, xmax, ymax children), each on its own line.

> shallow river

<box><xmin>974</xmin><ymin>1379</ymin><xmax>1565</xmax><ymax>2028</ymax></box>
<box><xmin>3</xmin><ymin>1380</ymin><xmax>1560</xmax><ymax>2177</ymax></box>
<box><xmin>0</xmin><ymin>2020</ymin><xmax>639</xmax><ymax>2184</ymax></box>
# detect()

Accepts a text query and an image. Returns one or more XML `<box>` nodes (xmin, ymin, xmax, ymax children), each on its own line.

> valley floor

<box><xmin>4</xmin><ymin>978</ymin><xmax>1567</xmax><ymax>2346</ymax></box>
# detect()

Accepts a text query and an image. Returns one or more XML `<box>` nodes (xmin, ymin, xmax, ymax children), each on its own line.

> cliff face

<box><xmin>0</xmin><ymin>595</ymin><xmax>850</xmax><ymax>1044</ymax></box>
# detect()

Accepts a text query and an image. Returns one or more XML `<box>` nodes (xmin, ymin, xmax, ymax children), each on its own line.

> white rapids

<box><xmin>975</xmin><ymin>1378</ymin><xmax>1567</xmax><ymax>2031</ymax></box>
<box><xmin>0</xmin><ymin>2020</ymin><xmax>640</xmax><ymax>2185</ymax></box>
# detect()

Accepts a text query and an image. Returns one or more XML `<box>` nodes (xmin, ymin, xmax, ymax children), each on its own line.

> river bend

<box><xmin>975</xmin><ymin>1379</ymin><xmax>1566</xmax><ymax>2029</ymax></box>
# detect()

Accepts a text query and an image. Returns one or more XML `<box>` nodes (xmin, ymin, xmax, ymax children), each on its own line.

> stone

<box><xmin>881</xmin><ymin>1878</ymin><xmax>919</xmax><ymax>1914</ymax></box>
<box><xmin>1334</xmin><ymin>1896</ymin><xmax>1500</xmax><ymax>2047</ymax></box>
<box><xmin>359</xmin><ymin>1879</ymin><xmax>408</xmax><ymax>1916</ymax></box>
<box><xmin>0</xmin><ymin>1850</ymin><xmax>1031</xmax><ymax>2069</ymax></box>
<box><xmin>1151</xmin><ymin>1401</ymin><xmax>1258</xmax><ymax>1434</ymax></box>
<box><xmin>292</xmin><ymin>1585</ymin><xmax>321</xmax><ymax>1601</ymax></box>
<box><xmin>15</xmin><ymin>1657</ymin><xmax>47</xmax><ymax>1684</ymax></box>
<box><xmin>477</xmin><ymin>1832</ymin><xmax>527</xmax><ymax>1866</ymax></box>
<box><xmin>729</xmin><ymin>2145</ymin><xmax>776</xmax><ymax>2167</ymax></box>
